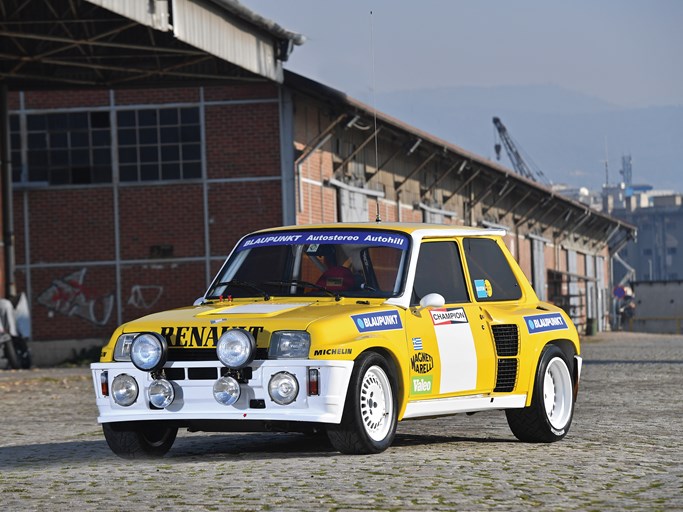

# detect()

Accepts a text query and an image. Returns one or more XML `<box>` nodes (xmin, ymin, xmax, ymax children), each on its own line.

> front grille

<box><xmin>492</xmin><ymin>324</ymin><xmax>519</xmax><ymax>356</ymax></box>
<box><xmin>167</xmin><ymin>348</ymin><xmax>218</xmax><ymax>362</ymax></box>
<box><xmin>163</xmin><ymin>364</ymin><xmax>253</xmax><ymax>382</ymax></box>
<box><xmin>167</xmin><ymin>348</ymin><xmax>268</xmax><ymax>361</ymax></box>
<box><xmin>494</xmin><ymin>358</ymin><xmax>518</xmax><ymax>392</ymax></box>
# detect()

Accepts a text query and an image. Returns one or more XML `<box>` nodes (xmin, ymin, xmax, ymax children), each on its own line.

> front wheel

<box><xmin>327</xmin><ymin>352</ymin><xmax>398</xmax><ymax>454</ymax></box>
<box><xmin>102</xmin><ymin>422</ymin><xmax>178</xmax><ymax>459</ymax></box>
<box><xmin>506</xmin><ymin>344</ymin><xmax>575</xmax><ymax>442</ymax></box>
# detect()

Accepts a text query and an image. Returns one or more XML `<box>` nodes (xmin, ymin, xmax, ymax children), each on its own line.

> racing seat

<box><xmin>316</xmin><ymin>266</ymin><xmax>355</xmax><ymax>291</ymax></box>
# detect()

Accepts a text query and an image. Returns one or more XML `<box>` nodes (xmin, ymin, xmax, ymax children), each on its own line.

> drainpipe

<box><xmin>0</xmin><ymin>85</ymin><xmax>16</xmax><ymax>297</ymax></box>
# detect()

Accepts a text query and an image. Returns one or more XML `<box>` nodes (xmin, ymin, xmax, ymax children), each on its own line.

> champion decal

<box><xmin>430</xmin><ymin>307</ymin><xmax>468</xmax><ymax>325</ymax></box>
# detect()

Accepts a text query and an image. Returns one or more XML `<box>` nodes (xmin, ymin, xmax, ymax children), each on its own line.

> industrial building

<box><xmin>1</xmin><ymin>0</ymin><xmax>635</xmax><ymax>346</ymax></box>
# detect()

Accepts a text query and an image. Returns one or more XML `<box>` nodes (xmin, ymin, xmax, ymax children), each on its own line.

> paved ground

<box><xmin>1</xmin><ymin>332</ymin><xmax>682</xmax><ymax>511</ymax></box>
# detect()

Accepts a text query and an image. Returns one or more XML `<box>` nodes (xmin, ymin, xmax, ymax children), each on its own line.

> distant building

<box><xmin>612</xmin><ymin>193</ymin><xmax>683</xmax><ymax>282</ymax></box>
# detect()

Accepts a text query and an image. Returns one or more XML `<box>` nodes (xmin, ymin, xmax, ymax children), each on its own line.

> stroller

<box><xmin>1</xmin><ymin>294</ymin><xmax>32</xmax><ymax>369</ymax></box>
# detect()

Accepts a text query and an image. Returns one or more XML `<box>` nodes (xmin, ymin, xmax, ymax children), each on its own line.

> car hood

<box><xmin>121</xmin><ymin>299</ymin><xmax>400</xmax><ymax>349</ymax></box>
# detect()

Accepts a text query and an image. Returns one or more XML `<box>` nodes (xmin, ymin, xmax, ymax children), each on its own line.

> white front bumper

<box><xmin>91</xmin><ymin>359</ymin><xmax>354</xmax><ymax>425</ymax></box>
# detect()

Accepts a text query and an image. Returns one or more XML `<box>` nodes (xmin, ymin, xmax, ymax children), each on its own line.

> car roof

<box><xmin>249</xmin><ymin>222</ymin><xmax>506</xmax><ymax>238</ymax></box>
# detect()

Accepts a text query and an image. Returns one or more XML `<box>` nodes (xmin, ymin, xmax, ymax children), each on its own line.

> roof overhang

<box><xmin>0</xmin><ymin>0</ymin><xmax>305</xmax><ymax>89</ymax></box>
<box><xmin>284</xmin><ymin>71</ymin><xmax>637</xmax><ymax>251</ymax></box>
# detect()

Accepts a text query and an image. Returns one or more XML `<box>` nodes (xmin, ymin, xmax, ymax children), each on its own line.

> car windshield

<box><xmin>206</xmin><ymin>229</ymin><xmax>410</xmax><ymax>300</ymax></box>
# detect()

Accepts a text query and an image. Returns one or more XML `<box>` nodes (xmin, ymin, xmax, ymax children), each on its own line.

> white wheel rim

<box><xmin>543</xmin><ymin>357</ymin><xmax>573</xmax><ymax>430</ymax></box>
<box><xmin>360</xmin><ymin>365</ymin><xmax>393</xmax><ymax>442</ymax></box>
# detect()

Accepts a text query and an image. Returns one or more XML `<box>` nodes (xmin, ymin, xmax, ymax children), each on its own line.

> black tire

<box><xmin>506</xmin><ymin>344</ymin><xmax>575</xmax><ymax>443</ymax></box>
<box><xmin>327</xmin><ymin>352</ymin><xmax>398</xmax><ymax>454</ymax></box>
<box><xmin>6</xmin><ymin>338</ymin><xmax>32</xmax><ymax>369</ymax></box>
<box><xmin>102</xmin><ymin>422</ymin><xmax>178</xmax><ymax>459</ymax></box>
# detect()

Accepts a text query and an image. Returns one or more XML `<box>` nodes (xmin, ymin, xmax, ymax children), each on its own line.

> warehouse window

<box><xmin>11</xmin><ymin>111</ymin><xmax>112</xmax><ymax>184</ymax></box>
<box><xmin>118</xmin><ymin>107</ymin><xmax>201</xmax><ymax>182</ymax></box>
<box><xmin>10</xmin><ymin>106</ymin><xmax>202</xmax><ymax>185</ymax></box>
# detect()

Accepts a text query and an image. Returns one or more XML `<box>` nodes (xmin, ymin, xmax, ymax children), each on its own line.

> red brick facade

<box><xmin>11</xmin><ymin>84</ymin><xmax>284</xmax><ymax>341</ymax></box>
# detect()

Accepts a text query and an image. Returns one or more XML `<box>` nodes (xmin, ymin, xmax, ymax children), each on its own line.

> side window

<box><xmin>413</xmin><ymin>241</ymin><xmax>469</xmax><ymax>305</ymax></box>
<box><xmin>463</xmin><ymin>238</ymin><xmax>521</xmax><ymax>301</ymax></box>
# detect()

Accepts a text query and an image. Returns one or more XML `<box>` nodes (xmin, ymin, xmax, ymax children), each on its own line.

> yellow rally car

<box><xmin>91</xmin><ymin>223</ymin><xmax>581</xmax><ymax>457</ymax></box>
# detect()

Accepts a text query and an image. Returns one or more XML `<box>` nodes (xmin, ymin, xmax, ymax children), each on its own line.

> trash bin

<box><xmin>585</xmin><ymin>318</ymin><xmax>596</xmax><ymax>336</ymax></box>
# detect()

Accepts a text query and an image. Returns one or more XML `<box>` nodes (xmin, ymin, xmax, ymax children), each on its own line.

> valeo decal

<box><xmin>411</xmin><ymin>375</ymin><xmax>433</xmax><ymax>395</ymax></box>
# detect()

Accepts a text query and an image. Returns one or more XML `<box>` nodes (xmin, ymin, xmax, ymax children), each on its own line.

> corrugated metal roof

<box><xmin>85</xmin><ymin>0</ymin><xmax>170</xmax><ymax>30</ymax></box>
<box><xmin>84</xmin><ymin>0</ymin><xmax>305</xmax><ymax>83</ymax></box>
<box><xmin>173</xmin><ymin>0</ymin><xmax>282</xmax><ymax>81</ymax></box>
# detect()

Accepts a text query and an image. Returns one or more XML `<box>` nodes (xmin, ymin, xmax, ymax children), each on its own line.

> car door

<box><xmin>405</xmin><ymin>239</ymin><xmax>496</xmax><ymax>399</ymax></box>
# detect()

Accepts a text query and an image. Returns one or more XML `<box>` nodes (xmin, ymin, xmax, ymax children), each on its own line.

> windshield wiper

<box><xmin>265</xmin><ymin>280</ymin><xmax>341</xmax><ymax>302</ymax></box>
<box><xmin>210</xmin><ymin>280</ymin><xmax>270</xmax><ymax>301</ymax></box>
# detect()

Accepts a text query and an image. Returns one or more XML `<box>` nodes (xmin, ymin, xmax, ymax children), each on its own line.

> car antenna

<box><xmin>370</xmin><ymin>10</ymin><xmax>381</xmax><ymax>223</ymax></box>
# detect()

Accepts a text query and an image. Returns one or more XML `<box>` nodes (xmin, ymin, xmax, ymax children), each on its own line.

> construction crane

<box><xmin>493</xmin><ymin>117</ymin><xmax>551</xmax><ymax>186</ymax></box>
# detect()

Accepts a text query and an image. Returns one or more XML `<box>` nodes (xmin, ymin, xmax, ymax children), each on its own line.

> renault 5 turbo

<box><xmin>91</xmin><ymin>223</ymin><xmax>581</xmax><ymax>457</ymax></box>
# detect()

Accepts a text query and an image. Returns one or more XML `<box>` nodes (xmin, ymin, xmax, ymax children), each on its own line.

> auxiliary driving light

<box><xmin>130</xmin><ymin>332</ymin><xmax>168</xmax><ymax>372</ymax></box>
<box><xmin>216</xmin><ymin>329</ymin><xmax>256</xmax><ymax>369</ymax></box>
<box><xmin>268</xmin><ymin>372</ymin><xmax>299</xmax><ymax>405</ymax></box>
<box><xmin>148</xmin><ymin>378</ymin><xmax>175</xmax><ymax>408</ymax></box>
<box><xmin>213</xmin><ymin>376</ymin><xmax>241</xmax><ymax>406</ymax></box>
<box><xmin>111</xmin><ymin>374</ymin><xmax>139</xmax><ymax>407</ymax></box>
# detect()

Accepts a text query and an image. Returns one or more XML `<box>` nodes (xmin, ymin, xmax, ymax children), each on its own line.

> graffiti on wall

<box><xmin>127</xmin><ymin>285</ymin><xmax>163</xmax><ymax>309</ymax></box>
<box><xmin>37</xmin><ymin>268</ymin><xmax>114</xmax><ymax>326</ymax></box>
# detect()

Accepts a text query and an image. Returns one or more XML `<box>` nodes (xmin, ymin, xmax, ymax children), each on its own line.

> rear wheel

<box><xmin>506</xmin><ymin>344</ymin><xmax>574</xmax><ymax>442</ymax></box>
<box><xmin>327</xmin><ymin>352</ymin><xmax>397</xmax><ymax>454</ymax></box>
<box><xmin>102</xmin><ymin>422</ymin><xmax>178</xmax><ymax>459</ymax></box>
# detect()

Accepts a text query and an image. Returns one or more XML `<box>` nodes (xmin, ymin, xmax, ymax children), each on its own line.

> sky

<box><xmin>242</xmin><ymin>1</ymin><xmax>682</xmax><ymax>191</ymax></box>
<box><xmin>245</xmin><ymin>0</ymin><xmax>683</xmax><ymax>108</ymax></box>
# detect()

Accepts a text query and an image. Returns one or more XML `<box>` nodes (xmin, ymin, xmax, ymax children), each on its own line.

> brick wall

<box><xmin>11</xmin><ymin>83</ymin><xmax>284</xmax><ymax>341</ymax></box>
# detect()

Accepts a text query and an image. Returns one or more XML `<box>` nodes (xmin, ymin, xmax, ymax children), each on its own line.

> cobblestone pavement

<box><xmin>1</xmin><ymin>332</ymin><xmax>682</xmax><ymax>511</ymax></box>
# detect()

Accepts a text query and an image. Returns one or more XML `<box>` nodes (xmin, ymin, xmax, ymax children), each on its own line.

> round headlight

<box><xmin>130</xmin><ymin>333</ymin><xmax>167</xmax><ymax>372</ymax></box>
<box><xmin>111</xmin><ymin>374</ymin><xmax>139</xmax><ymax>407</ymax></box>
<box><xmin>148</xmin><ymin>378</ymin><xmax>175</xmax><ymax>409</ymax></box>
<box><xmin>216</xmin><ymin>329</ymin><xmax>256</xmax><ymax>369</ymax></box>
<box><xmin>268</xmin><ymin>371</ymin><xmax>299</xmax><ymax>405</ymax></box>
<box><xmin>213</xmin><ymin>376</ymin><xmax>241</xmax><ymax>406</ymax></box>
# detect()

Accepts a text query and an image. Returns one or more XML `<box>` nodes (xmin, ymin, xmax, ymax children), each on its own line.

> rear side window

<box><xmin>413</xmin><ymin>241</ymin><xmax>469</xmax><ymax>305</ymax></box>
<box><xmin>463</xmin><ymin>238</ymin><xmax>521</xmax><ymax>302</ymax></box>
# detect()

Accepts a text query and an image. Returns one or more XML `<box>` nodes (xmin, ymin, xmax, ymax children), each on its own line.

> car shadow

<box><xmin>0</xmin><ymin>430</ymin><xmax>516</xmax><ymax>467</ymax></box>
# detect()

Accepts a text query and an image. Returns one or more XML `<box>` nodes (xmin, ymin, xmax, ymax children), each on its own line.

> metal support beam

<box><xmin>395</xmin><ymin>152</ymin><xmax>437</xmax><ymax>192</ymax></box>
<box><xmin>482</xmin><ymin>180</ymin><xmax>515</xmax><ymax>216</ymax></box>
<box><xmin>333</xmin><ymin>126</ymin><xmax>382</xmax><ymax>180</ymax></box>
<box><xmin>499</xmin><ymin>189</ymin><xmax>532</xmax><ymax>221</ymax></box>
<box><xmin>366</xmin><ymin>145</ymin><xmax>401</xmax><ymax>181</ymax></box>
<box><xmin>526</xmin><ymin>203</ymin><xmax>555</xmax><ymax>231</ymax></box>
<box><xmin>422</xmin><ymin>159</ymin><xmax>465</xmax><ymax>198</ymax></box>
<box><xmin>470</xmin><ymin>181</ymin><xmax>496</xmax><ymax>209</ymax></box>
<box><xmin>444</xmin><ymin>168</ymin><xmax>481</xmax><ymax>203</ymax></box>
<box><xmin>514</xmin><ymin>200</ymin><xmax>544</xmax><ymax>228</ymax></box>
<box><xmin>295</xmin><ymin>114</ymin><xmax>346</xmax><ymax>165</ymax></box>
<box><xmin>542</xmin><ymin>207</ymin><xmax>571</xmax><ymax>236</ymax></box>
<box><xmin>555</xmin><ymin>210</ymin><xmax>592</xmax><ymax>243</ymax></box>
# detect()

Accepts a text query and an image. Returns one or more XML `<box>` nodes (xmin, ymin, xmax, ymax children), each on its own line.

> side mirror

<box><xmin>417</xmin><ymin>293</ymin><xmax>445</xmax><ymax>311</ymax></box>
<box><xmin>193</xmin><ymin>297</ymin><xmax>205</xmax><ymax>306</ymax></box>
